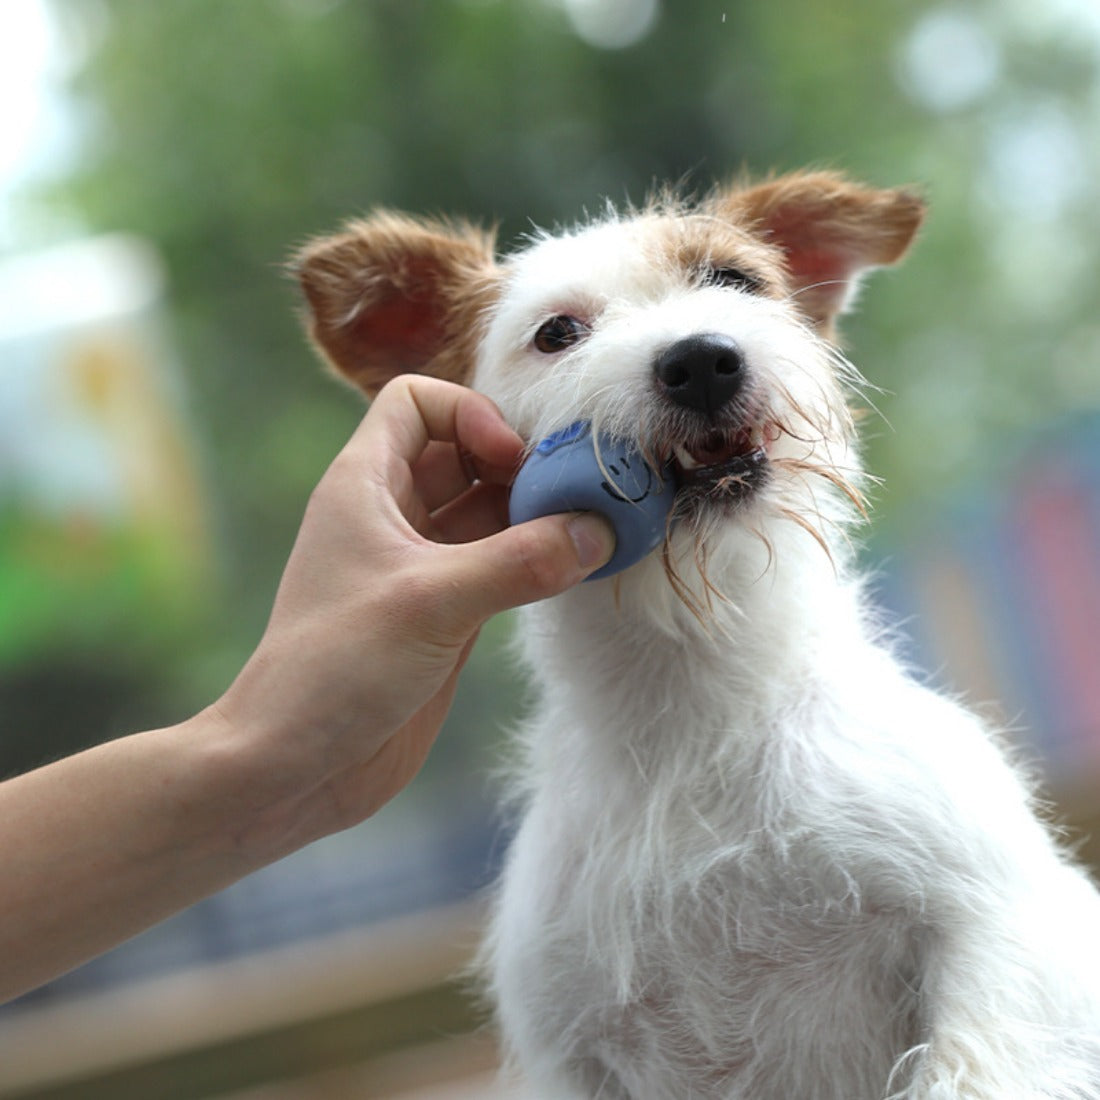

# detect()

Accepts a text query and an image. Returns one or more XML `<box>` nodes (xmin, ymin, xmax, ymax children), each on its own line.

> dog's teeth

<box><xmin>673</xmin><ymin>444</ymin><xmax>700</xmax><ymax>470</ymax></box>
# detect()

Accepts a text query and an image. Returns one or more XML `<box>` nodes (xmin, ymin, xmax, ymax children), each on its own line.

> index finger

<box><xmin>353</xmin><ymin>375</ymin><xmax>525</xmax><ymax>476</ymax></box>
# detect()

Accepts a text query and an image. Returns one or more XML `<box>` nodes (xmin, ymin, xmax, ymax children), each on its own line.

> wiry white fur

<box><xmin>473</xmin><ymin>207</ymin><xmax>1100</xmax><ymax>1098</ymax></box>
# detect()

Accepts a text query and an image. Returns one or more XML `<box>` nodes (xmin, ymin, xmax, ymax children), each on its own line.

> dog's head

<box><xmin>295</xmin><ymin>172</ymin><xmax>923</xmax><ymax>604</ymax></box>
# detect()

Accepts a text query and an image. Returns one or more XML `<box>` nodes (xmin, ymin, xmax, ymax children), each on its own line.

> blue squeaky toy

<box><xmin>508</xmin><ymin>422</ymin><xmax>677</xmax><ymax>580</ymax></box>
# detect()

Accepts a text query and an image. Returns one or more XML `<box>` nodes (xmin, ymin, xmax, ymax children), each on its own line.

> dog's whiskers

<box><xmin>777</xmin><ymin>504</ymin><xmax>835</xmax><ymax>567</ymax></box>
<box><xmin>775</xmin><ymin>455</ymin><xmax>868</xmax><ymax>519</ymax></box>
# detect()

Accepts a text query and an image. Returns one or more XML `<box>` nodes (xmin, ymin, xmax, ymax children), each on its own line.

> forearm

<box><xmin>0</xmin><ymin>709</ymin><xmax>306</xmax><ymax>1003</ymax></box>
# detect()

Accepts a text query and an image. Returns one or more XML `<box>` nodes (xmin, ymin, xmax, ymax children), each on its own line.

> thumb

<box><xmin>440</xmin><ymin>512</ymin><xmax>615</xmax><ymax>625</ymax></box>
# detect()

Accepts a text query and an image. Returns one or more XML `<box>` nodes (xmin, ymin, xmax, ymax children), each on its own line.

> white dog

<box><xmin>296</xmin><ymin>172</ymin><xmax>1100</xmax><ymax>1099</ymax></box>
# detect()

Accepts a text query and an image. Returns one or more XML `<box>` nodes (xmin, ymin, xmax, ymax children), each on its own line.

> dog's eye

<box><xmin>705</xmin><ymin>267</ymin><xmax>763</xmax><ymax>294</ymax></box>
<box><xmin>533</xmin><ymin>315</ymin><xmax>590</xmax><ymax>354</ymax></box>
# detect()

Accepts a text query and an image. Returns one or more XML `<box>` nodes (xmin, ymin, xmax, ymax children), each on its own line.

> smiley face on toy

<box><xmin>508</xmin><ymin>422</ymin><xmax>676</xmax><ymax>580</ymax></box>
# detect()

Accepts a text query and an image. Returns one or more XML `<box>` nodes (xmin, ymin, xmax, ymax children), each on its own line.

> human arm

<box><xmin>0</xmin><ymin>375</ymin><xmax>614</xmax><ymax>1002</ymax></box>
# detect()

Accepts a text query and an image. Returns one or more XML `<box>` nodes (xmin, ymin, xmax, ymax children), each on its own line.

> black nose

<box><xmin>654</xmin><ymin>333</ymin><xmax>746</xmax><ymax>414</ymax></box>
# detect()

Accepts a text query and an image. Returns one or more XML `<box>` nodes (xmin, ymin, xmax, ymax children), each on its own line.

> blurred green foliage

<box><xmin>6</xmin><ymin>0</ymin><xmax>1100</xmax><ymax>772</ymax></box>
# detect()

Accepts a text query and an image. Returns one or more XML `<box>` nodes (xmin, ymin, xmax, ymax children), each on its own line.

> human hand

<box><xmin>213</xmin><ymin>375</ymin><xmax>614</xmax><ymax>849</ymax></box>
<box><xmin>0</xmin><ymin>376</ymin><xmax>613</xmax><ymax>1000</ymax></box>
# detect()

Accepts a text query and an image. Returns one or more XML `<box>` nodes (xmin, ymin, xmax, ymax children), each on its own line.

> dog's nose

<box><xmin>654</xmin><ymin>333</ymin><xmax>746</xmax><ymax>414</ymax></box>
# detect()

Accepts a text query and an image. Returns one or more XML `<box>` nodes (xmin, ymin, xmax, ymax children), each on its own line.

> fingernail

<box><xmin>567</xmin><ymin>513</ymin><xmax>616</xmax><ymax>571</ymax></box>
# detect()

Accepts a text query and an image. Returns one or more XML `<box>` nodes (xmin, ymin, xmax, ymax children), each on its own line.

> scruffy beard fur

<box><xmin>296</xmin><ymin>172</ymin><xmax>1100</xmax><ymax>1099</ymax></box>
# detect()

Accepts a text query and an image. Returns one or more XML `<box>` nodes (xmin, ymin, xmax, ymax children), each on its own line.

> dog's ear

<box><xmin>715</xmin><ymin>172</ymin><xmax>925</xmax><ymax>333</ymax></box>
<box><xmin>293</xmin><ymin>212</ymin><xmax>500</xmax><ymax>396</ymax></box>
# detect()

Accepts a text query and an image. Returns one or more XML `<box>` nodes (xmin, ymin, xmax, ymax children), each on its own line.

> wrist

<box><xmin>174</xmin><ymin>703</ymin><xmax>331</xmax><ymax>872</ymax></box>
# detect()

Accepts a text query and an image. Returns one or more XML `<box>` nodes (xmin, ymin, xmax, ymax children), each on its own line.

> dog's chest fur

<box><xmin>486</xmin><ymin>549</ymin><xmax>940</xmax><ymax>1099</ymax></box>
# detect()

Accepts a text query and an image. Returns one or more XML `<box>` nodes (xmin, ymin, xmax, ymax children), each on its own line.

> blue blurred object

<box><xmin>508</xmin><ymin>422</ymin><xmax>677</xmax><ymax>580</ymax></box>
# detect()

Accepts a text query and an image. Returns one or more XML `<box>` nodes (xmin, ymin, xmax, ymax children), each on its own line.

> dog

<box><xmin>295</xmin><ymin>171</ymin><xmax>1100</xmax><ymax>1099</ymax></box>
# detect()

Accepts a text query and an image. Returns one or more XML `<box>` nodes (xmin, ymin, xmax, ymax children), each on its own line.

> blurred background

<box><xmin>1</xmin><ymin>0</ymin><xmax>1098</xmax><ymax>1096</ymax></box>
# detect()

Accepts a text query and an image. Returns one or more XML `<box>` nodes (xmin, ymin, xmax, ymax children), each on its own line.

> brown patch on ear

<box><xmin>712</xmin><ymin>171</ymin><xmax>926</xmax><ymax>335</ymax></box>
<box><xmin>292</xmin><ymin>212</ymin><xmax>500</xmax><ymax>396</ymax></box>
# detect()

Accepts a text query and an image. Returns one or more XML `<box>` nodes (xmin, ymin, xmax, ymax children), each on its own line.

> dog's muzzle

<box><xmin>655</xmin><ymin>333</ymin><xmax>771</xmax><ymax>504</ymax></box>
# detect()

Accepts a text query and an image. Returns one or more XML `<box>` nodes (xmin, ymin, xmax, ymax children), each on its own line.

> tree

<box><xmin>11</xmin><ymin>0</ymin><xmax>1100</xmax><ymax>771</ymax></box>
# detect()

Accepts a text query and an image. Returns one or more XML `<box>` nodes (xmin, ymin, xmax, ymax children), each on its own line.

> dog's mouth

<box><xmin>666</xmin><ymin>421</ymin><xmax>778</xmax><ymax>502</ymax></box>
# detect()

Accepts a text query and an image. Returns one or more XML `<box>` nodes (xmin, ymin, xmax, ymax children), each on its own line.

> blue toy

<box><xmin>508</xmin><ymin>422</ymin><xmax>677</xmax><ymax>580</ymax></box>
